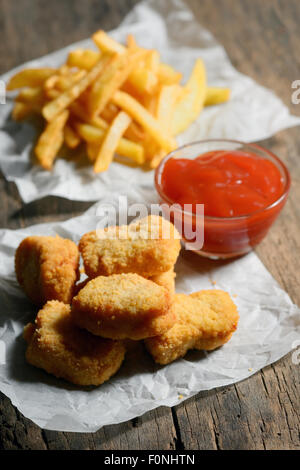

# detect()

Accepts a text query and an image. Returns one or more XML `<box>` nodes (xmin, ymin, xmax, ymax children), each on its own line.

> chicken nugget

<box><xmin>145</xmin><ymin>290</ymin><xmax>239</xmax><ymax>365</ymax></box>
<box><xmin>24</xmin><ymin>301</ymin><xmax>125</xmax><ymax>386</ymax></box>
<box><xmin>71</xmin><ymin>273</ymin><xmax>175</xmax><ymax>340</ymax></box>
<box><xmin>148</xmin><ymin>269</ymin><xmax>176</xmax><ymax>297</ymax></box>
<box><xmin>15</xmin><ymin>235</ymin><xmax>79</xmax><ymax>305</ymax></box>
<box><xmin>79</xmin><ymin>215</ymin><xmax>181</xmax><ymax>279</ymax></box>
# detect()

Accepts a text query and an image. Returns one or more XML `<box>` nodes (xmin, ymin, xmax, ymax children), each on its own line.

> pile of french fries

<box><xmin>7</xmin><ymin>30</ymin><xmax>230</xmax><ymax>172</ymax></box>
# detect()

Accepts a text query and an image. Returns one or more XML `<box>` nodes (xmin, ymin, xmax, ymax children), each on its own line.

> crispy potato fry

<box><xmin>86</xmin><ymin>142</ymin><xmax>99</xmax><ymax>162</ymax></box>
<box><xmin>94</xmin><ymin>111</ymin><xmax>132</xmax><ymax>173</ymax></box>
<box><xmin>101</xmin><ymin>103</ymin><xmax>145</xmax><ymax>142</ymax></box>
<box><xmin>94</xmin><ymin>30</ymin><xmax>158</xmax><ymax>96</ymax></box>
<box><xmin>44</xmin><ymin>74</ymin><xmax>59</xmax><ymax>92</ymax></box>
<box><xmin>124</xmin><ymin>121</ymin><xmax>145</xmax><ymax>143</ymax></box>
<box><xmin>16</xmin><ymin>87</ymin><xmax>45</xmax><ymax>107</ymax></box>
<box><xmin>172</xmin><ymin>59</ymin><xmax>206</xmax><ymax>136</ymax></box>
<box><xmin>75</xmin><ymin>122</ymin><xmax>105</xmax><ymax>143</ymax></box>
<box><xmin>158</xmin><ymin>63</ymin><xmax>182</xmax><ymax>85</ymax></box>
<box><xmin>126</xmin><ymin>34</ymin><xmax>138</xmax><ymax>49</ymax></box>
<box><xmin>12</xmin><ymin>102</ymin><xmax>33</xmax><ymax>121</ymax></box>
<box><xmin>76</xmin><ymin>122</ymin><xmax>145</xmax><ymax>164</ymax></box>
<box><xmin>111</xmin><ymin>137</ymin><xmax>145</xmax><ymax>164</ymax></box>
<box><xmin>44</xmin><ymin>88</ymin><xmax>60</xmax><ymax>100</ymax></box>
<box><xmin>156</xmin><ymin>84</ymin><xmax>182</xmax><ymax>134</ymax></box>
<box><xmin>64</xmin><ymin>124</ymin><xmax>81</xmax><ymax>149</ymax></box>
<box><xmin>58</xmin><ymin>65</ymin><xmax>70</xmax><ymax>76</ymax></box>
<box><xmin>43</xmin><ymin>55</ymin><xmax>112</xmax><ymax>122</ymax></box>
<box><xmin>112</xmin><ymin>90</ymin><xmax>177</xmax><ymax>152</ymax></box>
<box><xmin>35</xmin><ymin>110</ymin><xmax>69</xmax><ymax>170</ymax></box>
<box><xmin>70</xmin><ymin>102</ymin><xmax>109</xmax><ymax>132</ymax></box>
<box><xmin>128</xmin><ymin>68</ymin><xmax>158</xmax><ymax>95</ymax></box>
<box><xmin>67</xmin><ymin>49</ymin><xmax>101</xmax><ymax>70</ymax></box>
<box><xmin>7</xmin><ymin>68</ymin><xmax>56</xmax><ymax>90</ymax></box>
<box><xmin>100</xmin><ymin>102</ymin><xmax>119</xmax><ymax>123</ymax></box>
<box><xmin>149</xmin><ymin>149</ymin><xmax>166</xmax><ymax>169</ymax></box>
<box><xmin>145</xmin><ymin>50</ymin><xmax>160</xmax><ymax>74</ymax></box>
<box><xmin>205</xmin><ymin>87</ymin><xmax>231</xmax><ymax>106</ymax></box>
<box><xmin>93</xmin><ymin>30</ymin><xmax>126</xmax><ymax>54</ymax></box>
<box><xmin>55</xmin><ymin>70</ymin><xmax>87</xmax><ymax>92</ymax></box>
<box><xmin>88</xmin><ymin>49</ymin><xmax>146</xmax><ymax>118</ymax></box>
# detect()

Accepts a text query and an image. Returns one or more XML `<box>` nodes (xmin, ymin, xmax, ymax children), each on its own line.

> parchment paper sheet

<box><xmin>0</xmin><ymin>201</ymin><xmax>299</xmax><ymax>432</ymax></box>
<box><xmin>0</xmin><ymin>0</ymin><xmax>299</xmax><ymax>203</ymax></box>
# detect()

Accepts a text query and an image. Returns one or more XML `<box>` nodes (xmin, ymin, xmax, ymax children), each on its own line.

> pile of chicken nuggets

<box><xmin>15</xmin><ymin>215</ymin><xmax>239</xmax><ymax>386</ymax></box>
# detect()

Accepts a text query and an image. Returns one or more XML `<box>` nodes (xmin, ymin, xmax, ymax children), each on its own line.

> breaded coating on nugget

<box><xmin>71</xmin><ymin>273</ymin><xmax>175</xmax><ymax>340</ymax></box>
<box><xmin>145</xmin><ymin>290</ymin><xmax>239</xmax><ymax>365</ymax></box>
<box><xmin>15</xmin><ymin>235</ymin><xmax>79</xmax><ymax>305</ymax></box>
<box><xmin>79</xmin><ymin>215</ymin><xmax>181</xmax><ymax>279</ymax></box>
<box><xmin>148</xmin><ymin>269</ymin><xmax>176</xmax><ymax>297</ymax></box>
<box><xmin>24</xmin><ymin>301</ymin><xmax>125</xmax><ymax>386</ymax></box>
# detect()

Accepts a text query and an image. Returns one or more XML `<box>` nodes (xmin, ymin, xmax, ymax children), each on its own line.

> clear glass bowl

<box><xmin>155</xmin><ymin>139</ymin><xmax>291</xmax><ymax>259</ymax></box>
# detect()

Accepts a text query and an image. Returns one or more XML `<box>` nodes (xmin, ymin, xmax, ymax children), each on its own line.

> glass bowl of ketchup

<box><xmin>155</xmin><ymin>139</ymin><xmax>291</xmax><ymax>259</ymax></box>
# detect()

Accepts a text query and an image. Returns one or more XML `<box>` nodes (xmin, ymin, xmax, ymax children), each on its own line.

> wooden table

<box><xmin>0</xmin><ymin>0</ymin><xmax>299</xmax><ymax>450</ymax></box>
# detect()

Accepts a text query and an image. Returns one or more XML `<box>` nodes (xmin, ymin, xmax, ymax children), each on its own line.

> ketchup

<box><xmin>160</xmin><ymin>150</ymin><xmax>284</xmax><ymax>217</ymax></box>
<box><xmin>157</xmin><ymin>149</ymin><xmax>289</xmax><ymax>257</ymax></box>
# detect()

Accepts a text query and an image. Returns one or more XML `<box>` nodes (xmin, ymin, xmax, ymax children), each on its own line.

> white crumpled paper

<box><xmin>0</xmin><ymin>0</ymin><xmax>299</xmax><ymax>203</ymax></box>
<box><xmin>0</xmin><ymin>201</ymin><xmax>299</xmax><ymax>432</ymax></box>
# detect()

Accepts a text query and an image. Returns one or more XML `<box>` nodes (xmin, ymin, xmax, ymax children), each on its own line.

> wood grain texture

<box><xmin>0</xmin><ymin>0</ymin><xmax>299</xmax><ymax>450</ymax></box>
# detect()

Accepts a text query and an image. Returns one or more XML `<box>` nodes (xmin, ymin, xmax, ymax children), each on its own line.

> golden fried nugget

<box><xmin>24</xmin><ymin>301</ymin><xmax>125</xmax><ymax>386</ymax></box>
<box><xmin>148</xmin><ymin>269</ymin><xmax>176</xmax><ymax>297</ymax></box>
<box><xmin>79</xmin><ymin>215</ymin><xmax>181</xmax><ymax>278</ymax></box>
<box><xmin>145</xmin><ymin>290</ymin><xmax>239</xmax><ymax>365</ymax></box>
<box><xmin>71</xmin><ymin>273</ymin><xmax>175</xmax><ymax>340</ymax></box>
<box><xmin>15</xmin><ymin>235</ymin><xmax>80</xmax><ymax>305</ymax></box>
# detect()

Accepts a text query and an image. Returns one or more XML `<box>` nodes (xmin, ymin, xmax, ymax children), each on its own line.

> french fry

<box><xmin>94</xmin><ymin>30</ymin><xmax>158</xmax><ymax>96</ymax></box>
<box><xmin>172</xmin><ymin>59</ymin><xmax>206</xmax><ymax>136</ymax></box>
<box><xmin>93</xmin><ymin>30</ymin><xmax>126</xmax><ymax>55</ymax></box>
<box><xmin>128</xmin><ymin>68</ymin><xmax>158</xmax><ymax>95</ymax></box>
<box><xmin>76</xmin><ymin>122</ymin><xmax>145</xmax><ymax>164</ymax></box>
<box><xmin>70</xmin><ymin>101</ymin><xmax>109</xmax><ymax>131</ymax></box>
<box><xmin>100</xmin><ymin>102</ymin><xmax>119</xmax><ymax>123</ymax></box>
<box><xmin>44</xmin><ymin>74</ymin><xmax>59</xmax><ymax>92</ymax></box>
<box><xmin>35</xmin><ymin>110</ymin><xmax>69</xmax><ymax>170</ymax></box>
<box><xmin>125</xmin><ymin>121</ymin><xmax>145</xmax><ymax>143</ymax></box>
<box><xmin>145</xmin><ymin>50</ymin><xmax>160</xmax><ymax>74</ymax></box>
<box><xmin>94</xmin><ymin>111</ymin><xmax>132</xmax><ymax>173</ymax></box>
<box><xmin>7</xmin><ymin>68</ymin><xmax>56</xmax><ymax>90</ymax></box>
<box><xmin>100</xmin><ymin>103</ymin><xmax>144</xmax><ymax>142</ymax></box>
<box><xmin>55</xmin><ymin>70</ymin><xmax>87</xmax><ymax>92</ymax></box>
<box><xmin>86</xmin><ymin>142</ymin><xmax>99</xmax><ymax>162</ymax></box>
<box><xmin>67</xmin><ymin>49</ymin><xmax>101</xmax><ymax>70</ymax></box>
<box><xmin>16</xmin><ymin>87</ymin><xmax>45</xmax><ymax>107</ymax></box>
<box><xmin>117</xmin><ymin>138</ymin><xmax>145</xmax><ymax>164</ymax></box>
<box><xmin>88</xmin><ymin>49</ymin><xmax>146</xmax><ymax>118</ymax></box>
<box><xmin>75</xmin><ymin>122</ymin><xmax>105</xmax><ymax>143</ymax></box>
<box><xmin>158</xmin><ymin>63</ymin><xmax>182</xmax><ymax>86</ymax></box>
<box><xmin>11</xmin><ymin>102</ymin><xmax>33</xmax><ymax>121</ymax></box>
<box><xmin>58</xmin><ymin>65</ymin><xmax>70</xmax><ymax>76</ymax></box>
<box><xmin>112</xmin><ymin>90</ymin><xmax>177</xmax><ymax>152</ymax></box>
<box><xmin>149</xmin><ymin>149</ymin><xmax>166</xmax><ymax>169</ymax></box>
<box><xmin>126</xmin><ymin>34</ymin><xmax>138</xmax><ymax>49</ymax></box>
<box><xmin>205</xmin><ymin>87</ymin><xmax>231</xmax><ymax>106</ymax></box>
<box><xmin>156</xmin><ymin>85</ymin><xmax>182</xmax><ymax>134</ymax></box>
<box><xmin>64</xmin><ymin>124</ymin><xmax>81</xmax><ymax>149</ymax></box>
<box><xmin>42</xmin><ymin>55</ymin><xmax>112</xmax><ymax>122</ymax></box>
<box><xmin>44</xmin><ymin>88</ymin><xmax>60</xmax><ymax>100</ymax></box>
